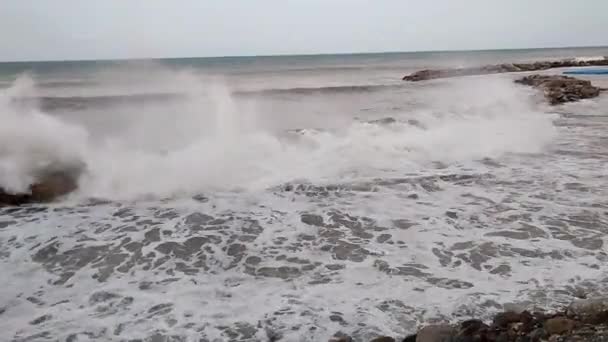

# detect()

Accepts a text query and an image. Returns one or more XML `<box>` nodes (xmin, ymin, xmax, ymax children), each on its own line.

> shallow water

<box><xmin>0</xmin><ymin>49</ymin><xmax>608</xmax><ymax>341</ymax></box>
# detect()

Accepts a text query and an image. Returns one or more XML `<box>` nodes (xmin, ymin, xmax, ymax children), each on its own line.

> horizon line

<box><xmin>1</xmin><ymin>44</ymin><xmax>607</xmax><ymax>64</ymax></box>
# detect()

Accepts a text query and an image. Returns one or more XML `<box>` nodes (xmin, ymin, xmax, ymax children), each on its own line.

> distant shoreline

<box><xmin>1</xmin><ymin>44</ymin><xmax>608</xmax><ymax>64</ymax></box>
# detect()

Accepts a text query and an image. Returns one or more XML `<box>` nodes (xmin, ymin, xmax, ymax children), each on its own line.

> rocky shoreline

<box><xmin>330</xmin><ymin>297</ymin><xmax>608</xmax><ymax>342</ymax></box>
<box><xmin>402</xmin><ymin>57</ymin><xmax>608</xmax><ymax>81</ymax></box>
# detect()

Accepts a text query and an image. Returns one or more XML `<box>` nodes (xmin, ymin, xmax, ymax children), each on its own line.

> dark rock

<box><xmin>493</xmin><ymin>311</ymin><xmax>525</xmax><ymax>328</ymax></box>
<box><xmin>371</xmin><ymin>337</ymin><xmax>396</xmax><ymax>342</ymax></box>
<box><xmin>403</xmin><ymin>57</ymin><xmax>608</xmax><ymax>81</ymax></box>
<box><xmin>402</xmin><ymin>335</ymin><xmax>417</xmax><ymax>342</ymax></box>
<box><xmin>458</xmin><ymin>319</ymin><xmax>488</xmax><ymax>337</ymax></box>
<box><xmin>528</xmin><ymin>328</ymin><xmax>548</xmax><ymax>342</ymax></box>
<box><xmin>0</xmin><ymin>163</ymin><xmax>83</xmax><ymax>206</ymax></box>
<box><xmin>515</xmin><ymin>74</ymin><xmax>602</xmax><ymax>105</ymax></box>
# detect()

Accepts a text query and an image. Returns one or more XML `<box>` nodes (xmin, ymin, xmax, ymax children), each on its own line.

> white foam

<box><xmin>0</xmin><ymin>69</ymin><xmax>558</xmax><ymax>200</ymax></box>
<box><xmin>0</xmin><ymin>75</ymin><xmax>88</xmax><ymax>193</ymax></box>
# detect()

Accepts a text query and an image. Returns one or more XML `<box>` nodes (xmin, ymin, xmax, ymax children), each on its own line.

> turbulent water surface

<box><xmin>1</xmin><ymin>48</ymin><xmax>608</xmax><ymax>341</ymax></box>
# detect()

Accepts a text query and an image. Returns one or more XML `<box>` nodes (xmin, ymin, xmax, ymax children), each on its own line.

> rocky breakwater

<box><xmin>0</xmin><ymin>163</ymin><xmax>84</xmax><ymax>206</ymax></box>
<box><xmin>329</xmin><ymin>297</ymin><xmax>608</xmax><ymax>342</ymax></box>
<box><xmin>402</xmin><ymin>57</ymin><xmax>608</xmax><ymax>81</ymax></box>
<box><xmin>515</xmin><ymin>75</ymin><xmax>605</xmax><ymax>105</ymax></box>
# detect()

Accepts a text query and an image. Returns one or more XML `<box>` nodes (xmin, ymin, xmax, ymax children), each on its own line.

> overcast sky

<box><xmin>2</xmin><ymin>0</ymin><xmax>607</xmax><ymax>61</ymax></box>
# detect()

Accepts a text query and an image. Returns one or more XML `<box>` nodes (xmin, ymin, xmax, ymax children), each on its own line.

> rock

<box><xmin>0</xmin><ymin>163</ymin><xmax>84</xmax><ymax>206</ymax></box>
<box><xmin>370</xmin><ymin>337</ymin><xmax>396</xmax><ymax>342</ymax></box>
<box><xmin>544</xmin><ymin>317</ymin><xmax>577</xmax><ymax>335</ymax></box>
<box><xmin>403</xmin><ymin>334</ymin><xmax>417</xmax><ymax>342</ymax></box>
<box><xmin>493</xmin><ymin>311</ymin><xmax>525</xmax><ymax>328</ymax></box>
<box><xmin>416</xmin><ymin>325</ymin><xmax>456</xmax><ymax>342</ymax></box>
<box><xmin>515</xmin><ymin>74</ymin><xmax>602</xmax><ymax>105</ymax></box>
<box><xmin>528</xmin><ymin>328</ymin><xmax>548</xmax><ymax>342</ymax></box>
<box><xmin>568</xmin><ymin>297</ymin><xmax>608</xmax><ymax>324</ymax></box>
<box><xmin>458</xmin><ymin>319</ymin><xmax>488</xmax><ymax>336</ymax></box>
<box><xmin>403</xmin><ymin>57</ymin><xmax>608</xmax><ymax>81</ymax></box>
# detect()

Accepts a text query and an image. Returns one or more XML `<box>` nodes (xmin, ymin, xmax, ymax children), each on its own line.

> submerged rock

<box><xmin>402</xmin><ymin>57</ymin><xmax>608</xmax><ymax>81</ymax></box>
<box><xmin>0</xmin><ymin>163</ymin><xmax>84</xmax><ymax>206</ymax></box>
<box><xmin>515</xmin><ymin>74</ymin><xmax>602</xmax><ymax>105</ymax></box>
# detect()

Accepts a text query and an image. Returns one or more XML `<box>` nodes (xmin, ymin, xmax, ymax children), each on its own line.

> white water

<box><xmin>0</xmin><ymin>69</ymin><xmax>556</xmax><ymax>200</ymax></box>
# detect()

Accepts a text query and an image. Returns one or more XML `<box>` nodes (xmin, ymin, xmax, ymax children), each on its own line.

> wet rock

<box><xmin>515</xmin><ymin>75</ymin><xmax>602</xmax><ymax>105</ymax></box>
<box><xmin>544</xmin><ymin>317</ymin><xmax>576</xmax><ymax>335</ymax></box>
<box><xmin>458</xmin><ymin>319</ymin><xmax>489</xmax><ymax>337</ymax></box>
<box><xmin>402</xmin><ymin>57</ymin><xmax>608</xmax><ymax>81</ymax></box>
<box><xmin>370</xmin><ymin>337</ymin><xmax>396</xmax><ymax>342</ymax></box>
<box><xmin>0</xmin><ymin>163</ymin><xmax>83</xmax><ymax>206</ymax></box>
<box><xmin>528</xmin><ymin>328</ymin><xmax>548</xmax><ymax>341</ymax></box>
<box><xmin>416</xmin><ymin>324</ymin><xmax>456</xmax><ymax>342</ymax></box>
<box><xmin>403</xmin><ymin>335</ymin><xmax>417</xmax><ymax>342</ymax></box>
<box><xmin>493</xmin><ymin>311</ymin><xmax>525</xmax><ymax>328</ymax></box>
<box><xmin>568</xmin><ymin>297</ymin><xmax>608</xmax><ymax>324</ymax></box>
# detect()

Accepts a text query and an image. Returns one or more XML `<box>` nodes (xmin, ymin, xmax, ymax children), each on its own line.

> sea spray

<box><xmin>0</xmin><ymin>75</ymin><xmax>88</xmax><ymax>193</ymax></box>
<box><xmin>0</xmin><ymin>68</ymin><xmax>557</xmax><ymax>200</ymax></box>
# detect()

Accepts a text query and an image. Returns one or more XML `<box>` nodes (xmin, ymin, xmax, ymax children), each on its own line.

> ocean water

<box><xmin>1</xmin><ymin>47</ymin><xmax>608</xmax><ymax>341</ymax></box>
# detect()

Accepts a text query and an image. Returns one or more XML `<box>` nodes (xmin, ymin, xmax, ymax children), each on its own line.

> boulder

<box><xmin>568</xmin><ymin>297</ymin><xmax>608</xmax><ymax>324</ymax></box>
<box><xmin>0</xmin><ymin>163</ymin><xmax>84</xmax><ymax>206</ymax></box>
<box><xmin>544</xmin><ymin>317</ymin><xmax>577</xmax><ymax>335</ymax></box>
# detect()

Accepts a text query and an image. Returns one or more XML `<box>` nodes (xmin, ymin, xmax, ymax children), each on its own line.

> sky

<box><xmin>2</xmin><ymin>0</ymin><xmax>608</xmax><ymax>62</ymax></box>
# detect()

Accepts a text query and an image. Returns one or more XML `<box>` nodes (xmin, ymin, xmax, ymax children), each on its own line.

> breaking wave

<box><xmin>0</xmin><ymin>68</ymin><xmax>557</xmax><ymax>200</ymax></box>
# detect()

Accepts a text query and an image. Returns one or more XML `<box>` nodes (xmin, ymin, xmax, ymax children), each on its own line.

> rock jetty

<box><xmin>402</xmin><ymin>58</ymin><xmax>608</xmax><ymax>81</ymax></box>
<box><xmin>515</xmin><ymin>74</ymin><xmax>604</xmax><ymax>105</ymax></box>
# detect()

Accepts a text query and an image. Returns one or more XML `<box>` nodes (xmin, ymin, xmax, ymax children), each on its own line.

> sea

<box><xmin>0</xmin><ymin>47</ymin><xmax>607</xmax><ymax>342</ymax></box>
